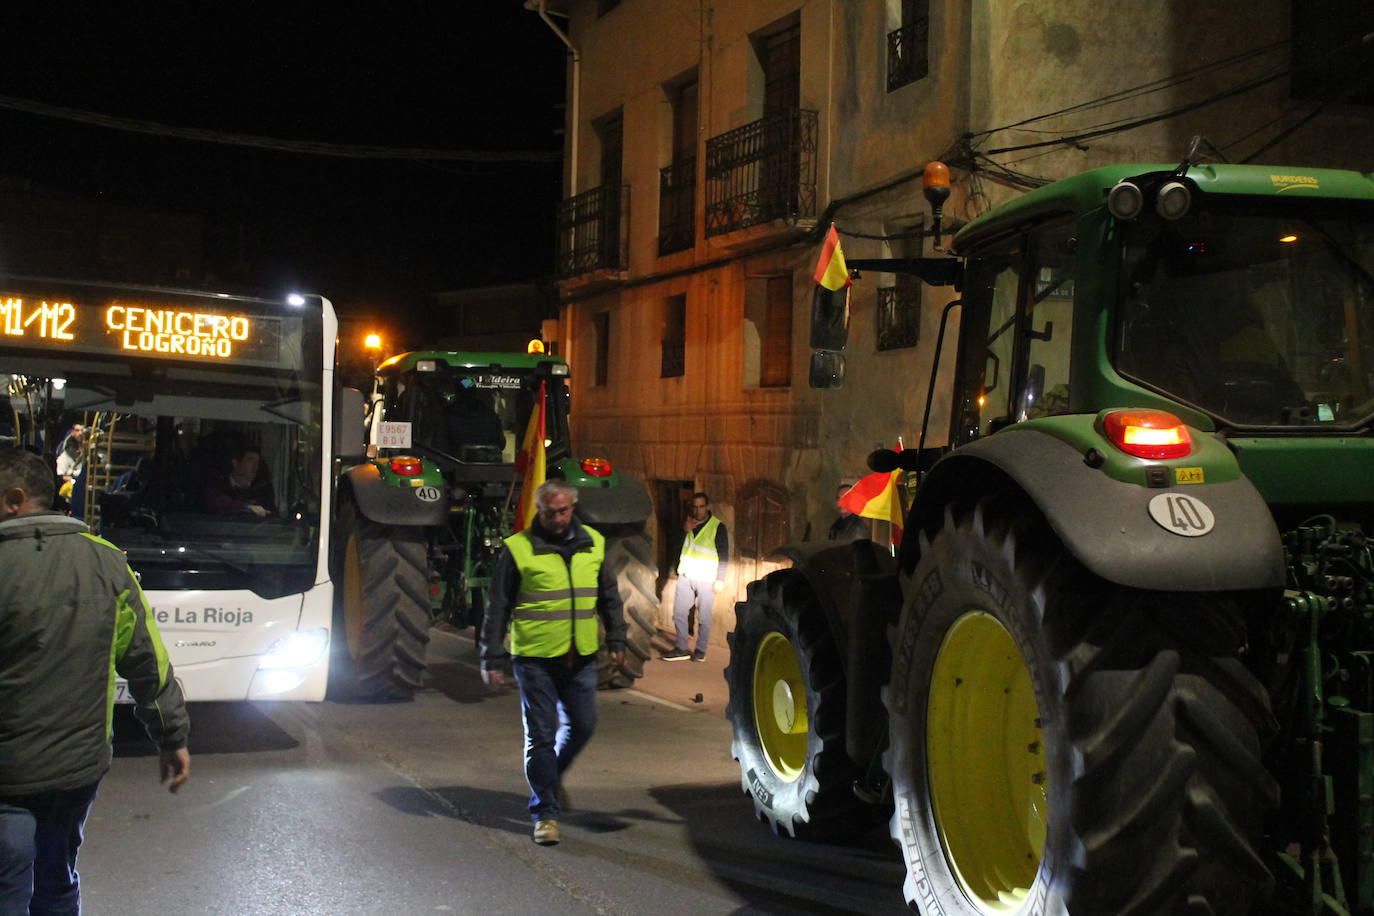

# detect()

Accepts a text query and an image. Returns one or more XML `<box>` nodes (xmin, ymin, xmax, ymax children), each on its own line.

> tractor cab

<box><xmin>371</xmin><ymin>351</ymin><xmax>571</xmax><ymax>476</ymax></box>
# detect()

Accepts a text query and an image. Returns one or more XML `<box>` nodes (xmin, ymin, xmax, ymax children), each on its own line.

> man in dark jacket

<box><xmin>479</xmin><ymin>479</ymin><xmax>626</xmax><ymax>847</ymax></box>
<box><xmin>0</xmin><ymin>447</ymin><xmax>190</xmax><ymax>914</ymax></box>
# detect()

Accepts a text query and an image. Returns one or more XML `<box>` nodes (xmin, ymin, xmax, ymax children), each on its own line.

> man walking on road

<box><xmin>0</xmin><ymin>447</ymin><xmax>190</xmax><ymax>914</ymax></box>
<box><xmin>663</xmin><ymin>492</ymin><xmax>728</xmax><ymax>662</ymax></box>
<box><xmin>480</xmin><ymin>479</ymin><xmax>626</xmax><ymax>847</ymax></box>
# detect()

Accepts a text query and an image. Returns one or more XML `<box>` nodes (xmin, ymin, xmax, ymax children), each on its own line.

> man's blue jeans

<box><xmin>511</xmin><ymin>655</ymin><xmax>598</xmax><ymax>824</ymax></box>
<box><xmin>0</xmin><ymin>781</ymin><xmax>100</xmax><ymax>916</ymax></box>
<box><xmin>673</xmin><ymin>576</ymin><xmax>716</xmax><ymax>655</ymax></box>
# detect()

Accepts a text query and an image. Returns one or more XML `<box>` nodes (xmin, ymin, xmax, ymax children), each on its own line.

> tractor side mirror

<box><xmin>809</xmin><ymin>351</ymin><xmax>846</xmax><ymax>389</ymax></box>
<box><xmin>809</xmin><ymin>283</ymin><xmax>850</xmax><ymax>351</ymax></box>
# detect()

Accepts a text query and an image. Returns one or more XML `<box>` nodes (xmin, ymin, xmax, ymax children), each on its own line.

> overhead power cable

<box><xmin>968</xmin><ymin>39</ymin><xmax>1288</xmax><ymax>138</ymax></box>
<box><xmin>981</xmin><ymin>68</ymin><xmax>1289</xmax><ymax>156</ymax></box>
<box><xmin>0</xmin><ymin>93</ymin><xmax>562</xmax><ymax>162</ymax></box>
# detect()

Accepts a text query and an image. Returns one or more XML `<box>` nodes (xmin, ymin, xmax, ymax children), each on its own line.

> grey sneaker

<box><xmin>533</xmin><ymin>819</ymin><xmax>560</xmax><ymax>846</ymax></box>
<box><xmin>661</xmin><ymin>649</ymin><xmax>691</xmax><ymax>661</ymax></box>
<box><xmin>691</xmin><ymin>651</ymin><xmax>706</xmax><ymax>662</ymax></box>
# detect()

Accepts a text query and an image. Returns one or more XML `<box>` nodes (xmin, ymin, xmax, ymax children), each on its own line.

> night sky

<box><xmin>0</xmin><ymin>5</ymin><xmax>568</xmax><ymax>336</ymax></box>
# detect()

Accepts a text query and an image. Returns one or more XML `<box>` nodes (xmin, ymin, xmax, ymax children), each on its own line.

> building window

<box><xmin>744</xmin><ymin>275</ymin><xmax>793</xmax><ymax>388</ymax></box>
<box><xmin>556</xmin><ymin>110</ymin><xmax>627</xmax><ymax>278</ymax></box>
<box><xmin>592</xmin><ymin>312</ymin><xmax>610</xmax><ymax>387</ymax></box>
<box><xmin>661</xmin><ymin>294</ymin><xmax>686</xmax><ymax>378</ymax></box>
<box><xmin>736</xmin><ymin>478</ymin><xmax>790</xmax><ymax>560</ymax></box>
<box><xmin>659</xmin><ymin>75</ymin><xmax>698</xmax><ymax>256</ymax></box>
<box><xmin>887</xmin><ymin>0</ymin><xmax>929</xmax><ymax>92</ymax></box>
<box><xmin>877</xmin><ymin>277</ymin><xmax>921</xmax><ymax>350</ymax></box>
<box><xmin>704</xmin><ymin>17</ymin><xmax>816</xmax><ymax>237</ymax></box>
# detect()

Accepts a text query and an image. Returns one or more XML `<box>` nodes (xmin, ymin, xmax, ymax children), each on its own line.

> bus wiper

<box><xmin>165</xmin><ymin>540</ymin><xmax>252</xmax><ymax>577</ymax></box>
<box><xmin>260</xmin><ymin>398</ymin><xmax>307</xmax><ymax>425</ymax></box>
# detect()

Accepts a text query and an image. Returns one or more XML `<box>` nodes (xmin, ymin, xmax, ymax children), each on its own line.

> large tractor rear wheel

<box><xmin>330</xmin><ymin>500</ymin><xmax>431</xmax><ymax>701</ymax></box>
<box><xmin>725</xmin><ymin>570</ymin><xmax>881</xmax><ymax>838</ymax></box>
<box><xmin>599</xmin><ymin>529</ymin><xmax>658</xmax><ymax>689</ymax></box>
<box><xmin>886</xmin><ymin>497</ymin><xmax>1277</xmax><ymax>914</ymax></box>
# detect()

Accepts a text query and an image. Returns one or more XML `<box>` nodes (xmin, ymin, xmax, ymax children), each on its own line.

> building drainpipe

<box><xmin>537</xmin><ymin>0</ymin><xmax>579</xmax><ymax>197</ymax></box>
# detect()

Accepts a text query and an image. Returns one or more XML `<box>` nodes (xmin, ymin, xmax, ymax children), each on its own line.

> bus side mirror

<box><xmin>334</xmin><ymin>387</ymin><xmax>367</xmax><ymax>458</ymax></box>
<box><xmin>809</xmin><ymin>351</ymin><xmax>846</xmax><ymax>389</ymax></box>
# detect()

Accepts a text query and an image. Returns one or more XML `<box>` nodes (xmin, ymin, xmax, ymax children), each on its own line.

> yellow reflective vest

<box><xmin>678</xmin><ymin>515</ymin><xmax>722</xmax><ymax>580</ymax></box>
<box><xmin>505</xmin><ymin>525</ymin><xmax>605</xmax><ymax>657</ymax></box>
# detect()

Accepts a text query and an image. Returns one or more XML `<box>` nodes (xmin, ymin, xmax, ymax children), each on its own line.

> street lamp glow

<box><xmin>364</xmin><ymin>333</ymin><xmax>382</xmax><ymax>350</ymax></box>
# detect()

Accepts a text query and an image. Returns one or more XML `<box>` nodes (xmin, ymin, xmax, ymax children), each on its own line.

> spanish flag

<box><xmin>838</xmin><ymin>444</ymin><xmax>906</xmax><ymax>546</ymax></box>
<box><xmin>514</xmin><ymin>380</ymin><xmax>547</xmax><ymax>532</ymax></box>
<box><xmin>810</xmin><ymin>224</ymin><xmax>852</xmax><ymax>348</ymax></box>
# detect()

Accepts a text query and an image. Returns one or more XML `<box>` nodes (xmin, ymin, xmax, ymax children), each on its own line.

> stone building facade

<box><xmin>536</xmin><ymin>0</ymin><xmax>1373</xmax><ymax>641</ymax></box>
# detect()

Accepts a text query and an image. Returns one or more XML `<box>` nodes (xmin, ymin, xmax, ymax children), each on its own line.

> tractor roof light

<box><xmin>1155</xmin><ymin>180</ymin><xmax>1193</xmax><ymax>220</ymax></box>
<box><xmin>1102</xmin><ymin>409</ymin><xmax>1192</xmax><ymax>460</ymax></box>
<box><xmin>388</xmin><ymin>456</ymin><xmax>424</xmax><ymax>477</ymax></box>
<box><xmin>1107</xmin><ymin>180</ymin><xmax>1144</xmax><ymax>220</ymax></box>
<box><xmin>580</xmin><ymin>457</ymin><xmax>612</xmax><ymax>478</ymax></box>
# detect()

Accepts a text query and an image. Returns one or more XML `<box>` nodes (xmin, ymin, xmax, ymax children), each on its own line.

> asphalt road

<box><xmin>77</xmin><ymin>643</ymin><xmax>910</xmax><ymax>915</ymax></box>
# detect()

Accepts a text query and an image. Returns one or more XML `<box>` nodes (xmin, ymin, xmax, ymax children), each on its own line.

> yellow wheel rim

<box><xmin>927</xmin><ymin>611</ymin><xmax>1047</xmax><ymax>912</ymax></box>
<box><xmin>342</xmin><ymin>531</ymin><xmax>365</xmax><ymax>659</ymax></box>
<box><xmin>752</xmin><ymin>631</ymin><xmax>810</xmax><ymax>782</ymax></box>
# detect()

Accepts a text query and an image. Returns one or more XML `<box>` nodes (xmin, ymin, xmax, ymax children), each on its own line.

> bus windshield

<box><xmin>1</xmin><ymin>281</ymin><xmax>324</xmax><ymax>599</ymax></box>
<box><xmin>1116</xmin><ymin>198</ymin><xmax>1374</xmax><ymax>428</ymax></box>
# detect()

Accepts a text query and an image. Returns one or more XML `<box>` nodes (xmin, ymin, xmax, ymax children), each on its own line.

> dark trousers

<box><xmin>511</xmin><ymin>655</ymin><xmax>599</xmax><ymax>824</ymax></box>
<box><xmin>0</xmin><ymin>782</ymin><xmax>100</xmax><ymax>916</ymax></box>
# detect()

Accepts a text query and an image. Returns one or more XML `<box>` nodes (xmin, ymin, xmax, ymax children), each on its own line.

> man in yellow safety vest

<box><xmin>663</xmin><ymin>491</ymin><xmax>728</xmax><ymax>662</ymax></box>
<box><xmin>480</xmin><ymin>479</ymin><xmax>626</xmax><ymax>847</ymax></box>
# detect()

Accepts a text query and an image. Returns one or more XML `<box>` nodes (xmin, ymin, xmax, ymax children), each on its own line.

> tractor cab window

<box><xmin>953</xmin><ymin>236</ymin><xmax>1022</xmax><ymax>442</ymax></box>
<box><xmin>952</xmin><ymin>218</ymin><xmax>1077</xmax><ymax>445</ymax></box>
<box><xmin>388</xmin><ymin>369</ymin><xmax>571</xmax><ymax>466</ymax></box>
<box><xmin>1022</xmin><ymin>222</ymin><xmax>1076</xmax><ymax>421</ymax></box>
<box><xmin>1117</xmin><ymin>199</ymin><xmax>1374</xmax><ymax>428</ymax></box>
<box><xmin>395</xmin><ymin>372</ymin><xmax>525</xmax><ymax>464</ymax></box>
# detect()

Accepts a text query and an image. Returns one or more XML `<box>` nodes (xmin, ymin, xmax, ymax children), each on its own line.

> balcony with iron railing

<box><xmin>555</xmin><ymin>183</ymin><xmax>628</xmax><ymax>280</ymax></box>
<box><xmin>657</xmin><ymin>156</ymin><xmax>696</xmax><ymax>256</ymax></box>
<box><xmin>704</xmin><ymin>109</ymin><xmax>817</xmax><ymax>239</ymax></box>
<box><xmin>887</xmin><ymin>18</ymin><xmax>929</xmax><ymax>92</ymax></box>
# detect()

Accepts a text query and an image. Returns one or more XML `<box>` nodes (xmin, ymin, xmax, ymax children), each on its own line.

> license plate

<box><xmin>114</xmin><ymin>679</ymin><xmax>182</xmax><ymax>704</ymax></box>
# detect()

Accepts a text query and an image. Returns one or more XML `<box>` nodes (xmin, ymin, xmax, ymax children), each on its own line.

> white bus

<box><xmin>1</xmin><ymin>278</ymin><xmax>341</xmax><ymax>701</ymax></box>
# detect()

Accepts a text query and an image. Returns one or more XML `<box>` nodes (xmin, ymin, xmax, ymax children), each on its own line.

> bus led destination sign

<box><xmin>0</xmin><ymin>294</ymin><xmax>282</xmax><ymax>363</ymax></box>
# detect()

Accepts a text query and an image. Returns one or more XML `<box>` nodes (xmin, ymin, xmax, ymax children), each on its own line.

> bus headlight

<box><xmin>258</xmin><ymin>628</ymin><xmax>329</xmax><ymax>670</ymax></box>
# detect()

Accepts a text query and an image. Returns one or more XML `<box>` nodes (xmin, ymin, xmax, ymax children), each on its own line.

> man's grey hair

<box><xmin>535</xmin><ymin>478</ymin><xmax>578</xmax><ymax>508</ymax></box>
<box><xmin>0</xmin><ymin>447</ymin><xmax>55</xmax><ymax>509</ymax></box>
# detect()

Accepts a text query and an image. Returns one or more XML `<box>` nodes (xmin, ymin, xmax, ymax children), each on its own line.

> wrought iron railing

<box><xmin>887</xmin><ymin>18</ymin><xmax>929</xmax><ymax>92</ymax></box>
<box><xmin>660</xmin><ymin>338</ymin><xmax>685</xmax><ymax>377</ymax></box>
<box><xmin>658</xmin><ymin>156</ymin><xmax>696</xmax><ymax>256</ymax></box>
<box><xmin>877</xmin><ymin>282</ymin><xmax>921</xmax><ymax>350</ymax></box>
<box><xmin>704</xmin><ymin>109</ymin><xmax>817</xmax><ymax>237</ymax></box>
<box><xmin>555</xmin><ymin>183</ymin><xmax>628</xmax><ymax>278</ymax></box>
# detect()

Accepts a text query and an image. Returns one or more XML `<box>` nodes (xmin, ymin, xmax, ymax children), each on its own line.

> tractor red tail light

<box><xmin>389</xmin><ymin>456</ymin><xmax>424</xmax><ymax>477</ymax></box>
<box><xmin>1103</xmin><ymin>410</ymin><xmax>1192</xmax><ymax>460</ymax></box>
<box><xmin>580</xmin><ymin>457</ymin><xmax>612</xmax><ymax>478</ymax></box>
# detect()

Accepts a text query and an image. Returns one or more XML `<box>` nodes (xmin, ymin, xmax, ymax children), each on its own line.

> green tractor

<box><xmin>331</xmin><ymin>349</ymin><xmax>658</xmax><ymax>700</ymax></box>
<box><xmin>725</xmin><ymin>158</ymin><xmax>1374</xmax><ymax>914</ymax></box>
